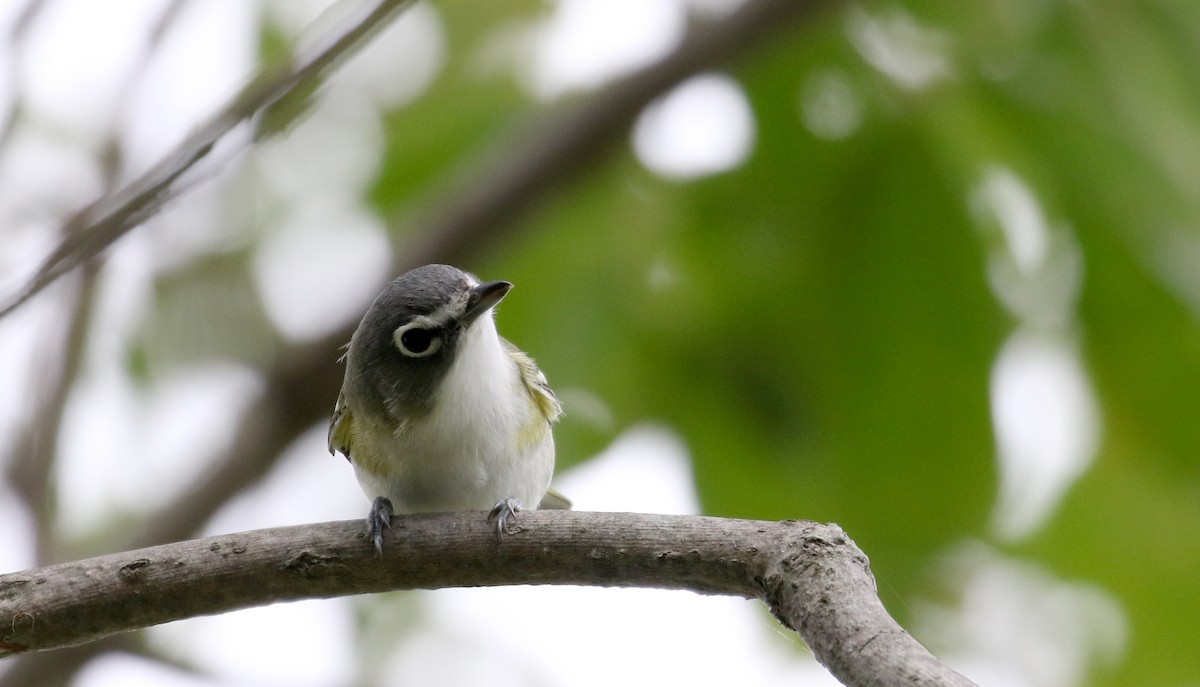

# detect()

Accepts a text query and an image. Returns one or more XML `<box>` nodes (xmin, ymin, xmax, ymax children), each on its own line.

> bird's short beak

<box><xmin>461</xmin><ymin>280</ymin><xmax>513</xmax><ymax>325</ymax></box>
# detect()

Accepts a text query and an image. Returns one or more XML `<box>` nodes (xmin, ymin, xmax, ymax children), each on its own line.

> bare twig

<box><xmin>0</xmin><ymin>0</ymin><xmax>420</xmax><ymax>318</ymax></box>
<box><xmin>0</xmin><ymin>513</ymin><xmax>976</xmax><ymax>687</ymax></box>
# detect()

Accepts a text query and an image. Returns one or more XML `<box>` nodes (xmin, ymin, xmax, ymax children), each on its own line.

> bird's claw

<box><xmin>487</xmin><ymin>497</ymin><xmax>523</xmax><ymax>536</ymax></box>
<box><xmin>367</xmin><ymin>496</ymin><xmax>393</xmax><ymax>554</ymax></box>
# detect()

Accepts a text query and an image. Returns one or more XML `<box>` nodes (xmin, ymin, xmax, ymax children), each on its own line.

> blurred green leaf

<box><xmin>250</xmin><ymin>1</ymin><xmax>1200</xmax><ymax>684</ymax></box>
<box><xmin>443</xmin><ymin>3</ymin><xmax>1200</xmax><ymax>684</ymax></box>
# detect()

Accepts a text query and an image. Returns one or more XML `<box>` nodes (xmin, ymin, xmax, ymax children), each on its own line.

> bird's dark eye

<box><xmin>402</xmin><ymin>328</ymin><xmax>432</xmax><ymax>352</ymax></box>
<box><xmin>393</xmin><ymin>323</ymin><xmax>442</xmax><ymax>358</ymax></box>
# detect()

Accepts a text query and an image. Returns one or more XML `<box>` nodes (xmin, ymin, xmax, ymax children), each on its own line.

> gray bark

<box><xmin>0</xmin><ymin>511</ymin><xmax>976</xmax><ymax>687</ymax></box>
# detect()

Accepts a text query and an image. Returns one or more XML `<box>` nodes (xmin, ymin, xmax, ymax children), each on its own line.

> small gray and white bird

<box><xmin>328</xmin><ymin>264</ymin><xmax>566</xmax><ymax>552</ymax></box>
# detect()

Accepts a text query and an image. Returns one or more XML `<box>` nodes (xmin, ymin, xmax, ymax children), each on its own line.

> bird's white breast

<box><xmin>353</xmin><ymin>314</ymin><xmax>554</xmax><ymax>513</ymax></box>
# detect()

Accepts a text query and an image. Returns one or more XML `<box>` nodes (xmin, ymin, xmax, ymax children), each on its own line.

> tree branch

<box><xmin>0</xmin><ymin>512</ymin><xmax>976</xmax><ymax>687</ymax></box>
<box><xmin>0</xmin><ymin>0</ymin><xmax>420</xmax><ymax>318</ymax></box>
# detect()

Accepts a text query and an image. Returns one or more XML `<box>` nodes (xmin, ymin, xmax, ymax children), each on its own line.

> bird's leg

<box><xmin>487</xmin><ymin>497</ymin><xmax>523</xmax><ymax>536</ymax></box>
<box><xmin>367</xmin><ymin>496</ymin><xmax>393</xmax><ymax>554</ymax></box>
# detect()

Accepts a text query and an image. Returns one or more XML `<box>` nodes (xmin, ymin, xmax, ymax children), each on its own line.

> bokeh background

<box><xmin>2</xmin><ymin>1</ymin><xmax>1198</xmax><ymax>686</ymax></box>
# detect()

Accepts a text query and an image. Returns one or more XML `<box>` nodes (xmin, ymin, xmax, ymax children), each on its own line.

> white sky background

<box><xmin>0</xmin><ymin>1</ymin><xmax>1124</xmax><ymax>686</ymax></box>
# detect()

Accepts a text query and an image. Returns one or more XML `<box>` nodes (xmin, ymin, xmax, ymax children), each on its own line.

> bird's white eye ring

<box><xmin>394</xmin><ymin>322</ymin><xmax>442</xmax><ymax>358</ymax></box>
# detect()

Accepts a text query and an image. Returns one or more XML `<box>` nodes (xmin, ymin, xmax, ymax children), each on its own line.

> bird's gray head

<box><xmin>344</xmin><ymin>264</ymin><xmax>512</xmax><ymax>419</ymax></box>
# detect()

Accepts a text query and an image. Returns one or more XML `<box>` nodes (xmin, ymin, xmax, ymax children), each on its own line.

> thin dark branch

<box><xmin>0</xmin><ymin>513</ymin><xmax>976</xmax><ymax>687</ymax></box>
<box><xmin>0</xmin><ymin>0</ymin><xmax>420</xmax><ymax>318</ymax></box>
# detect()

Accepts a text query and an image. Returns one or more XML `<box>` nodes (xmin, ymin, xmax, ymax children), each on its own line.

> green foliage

<box><xmin>359</xmin><ymin>2</ymin><xmax>1200</xmax><ymax>685</ymax></box>
<box><xmin>104</xmin><ymin>1</ymin><xmax>1198</xmax><ymax>684</ymax></box>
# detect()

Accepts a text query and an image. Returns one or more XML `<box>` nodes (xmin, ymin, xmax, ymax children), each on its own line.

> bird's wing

<box><xmin>503</xmin><ymin>339</ymin><xmax>563</xmax><ymax>424</ymax></box>
<box><xmin>328</xmin><ymin>391</ymin><xmax>354</xmax><ymax>460</ymax></box>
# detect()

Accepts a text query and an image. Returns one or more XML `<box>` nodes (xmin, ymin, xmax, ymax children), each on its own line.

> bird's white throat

<box><xmin>425</xmin><ymin>311</ymin><xmax>522</xmax><ymax>447</ymax></box>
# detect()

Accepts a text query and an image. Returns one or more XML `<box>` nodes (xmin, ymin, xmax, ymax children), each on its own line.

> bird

<box><xmin>328</xmin><ymin>264</ymin><xmax>567</xmax><ymax>552</ymax></box>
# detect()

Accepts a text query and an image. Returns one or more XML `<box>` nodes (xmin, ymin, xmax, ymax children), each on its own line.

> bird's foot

<box><xmin>487</xmin><ymin>497</ymin><xmax>523</xmax><ymax>536</ymax></box>
<box><xmin>367</xmin><ymin>496</ymin><xmax>393</xmax><ymax>554</ymax></box>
